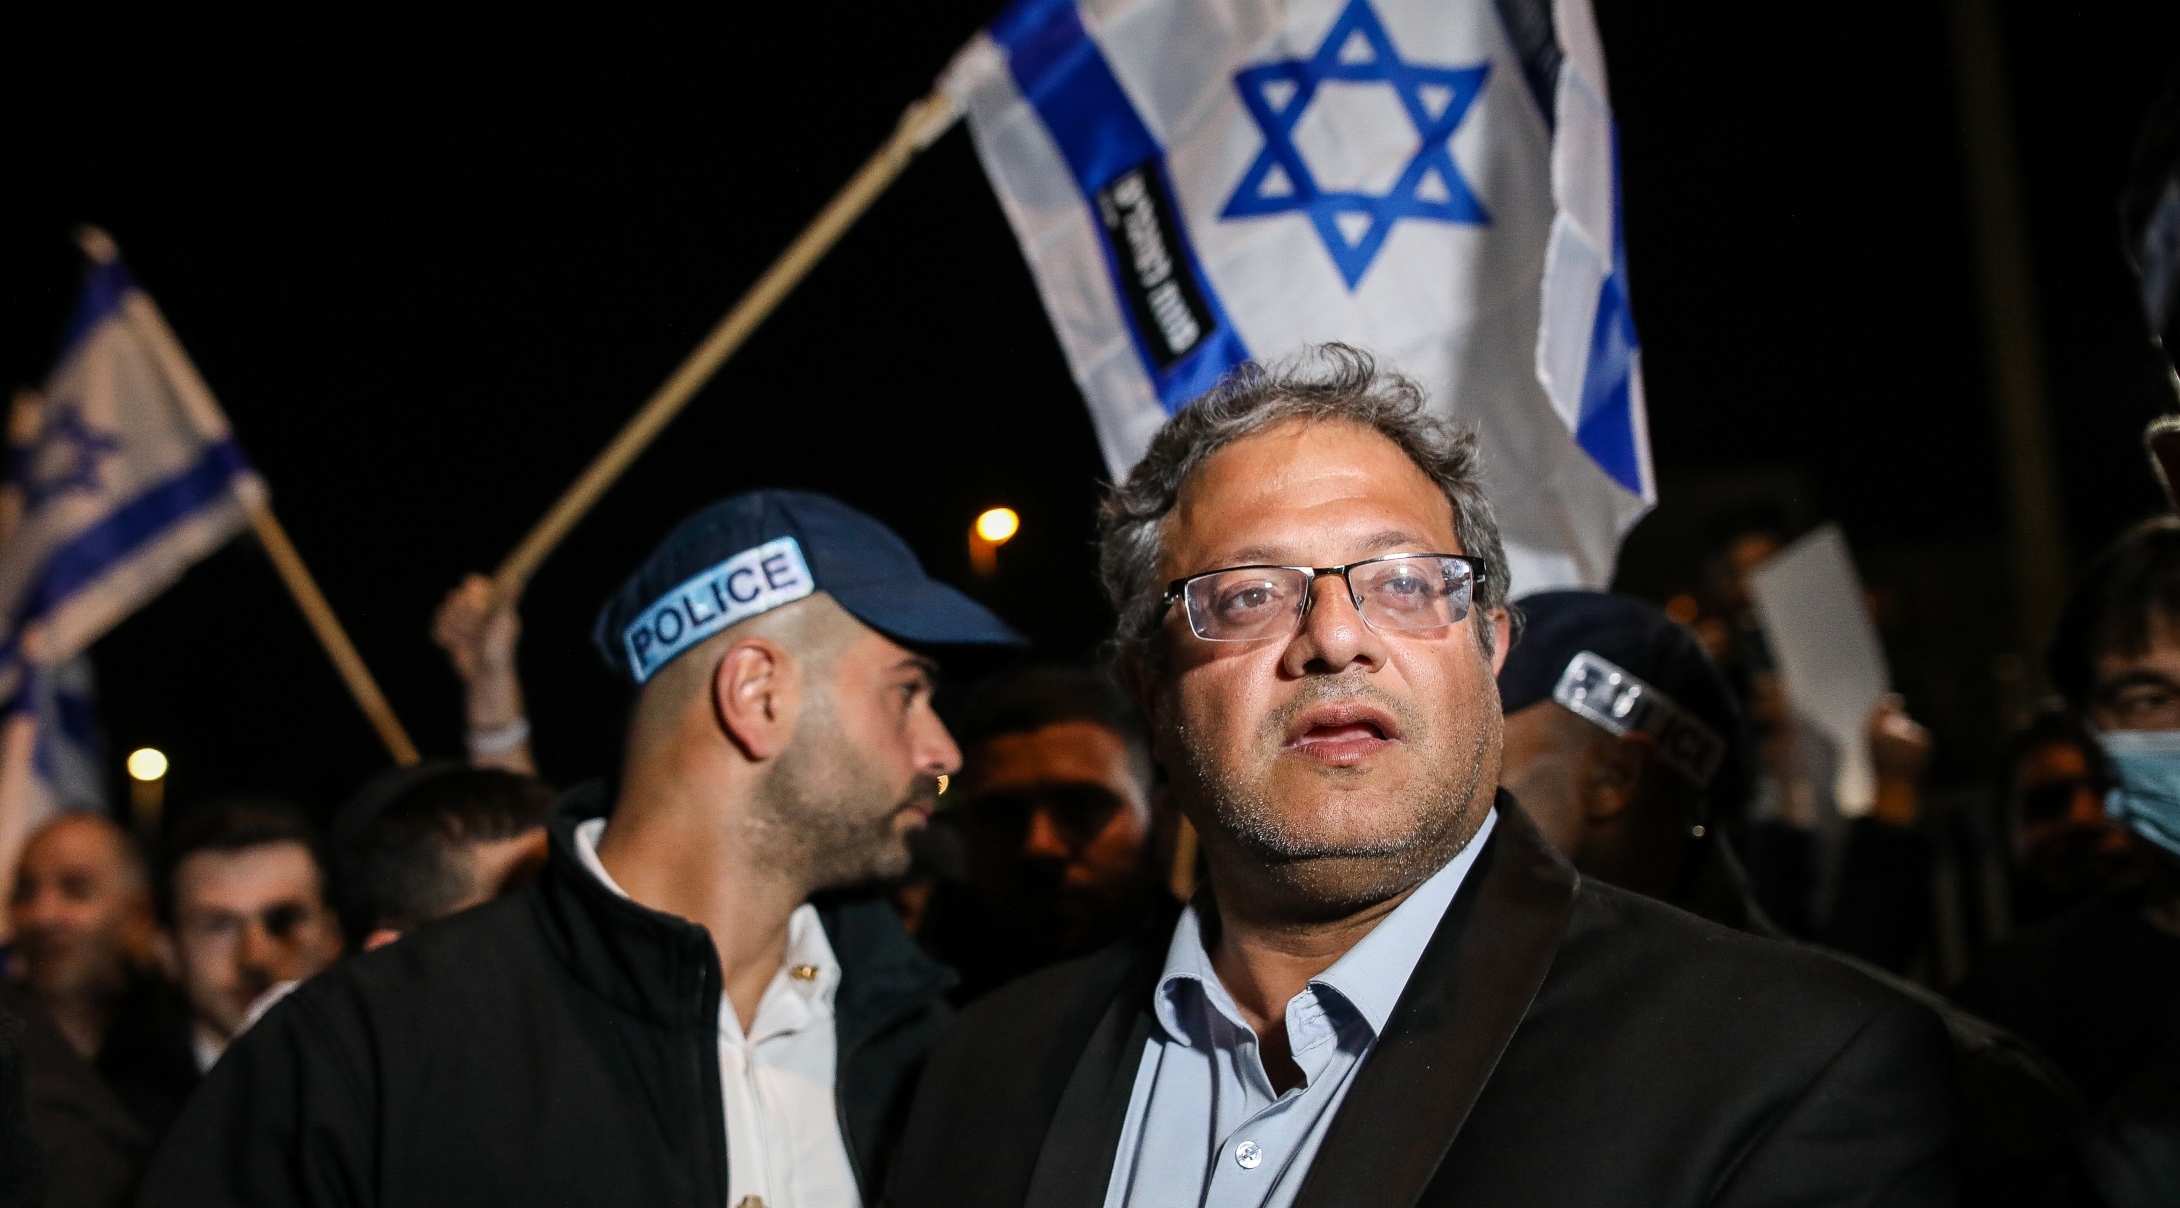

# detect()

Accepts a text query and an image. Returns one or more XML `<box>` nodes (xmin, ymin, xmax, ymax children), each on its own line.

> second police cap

<box><xmin>1499</xmin><ymin>589</ymin><xmax>1748</xmax><ymax>815</ymax></box>
<box><xmin>594</xmin><ymin>490</ymin><xmax>1025</xmax><ymax>684</ymax></box>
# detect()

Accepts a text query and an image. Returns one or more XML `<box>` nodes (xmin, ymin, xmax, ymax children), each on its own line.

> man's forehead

<box><xmin>973</xmin><ymin>721</ymin><xmax>1135</xmax><ymax>787</ymax></box>
<box><xmin>27</xmin><ymin>817</ymin><xmax>122</xmax><ymax>864</ymax></box>
<box><xmin>2094</xmin><ymin>634</ymin><xmax>2180</xmax><ymax>687</ymax></box>
<box><xmin>1162</xmin><ymin>420</ymin><xmax>1456</xmax><ymax>573</ymax></box>
<box><xmin>176</xmin><ymin>842</ymin><xmax>320</xmax><ymax>893</ymax></box>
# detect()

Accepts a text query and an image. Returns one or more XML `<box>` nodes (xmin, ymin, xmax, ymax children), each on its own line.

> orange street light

<box><xmin>970</xmin><ymin>507</ymin><xmax>1019</xmax><ymax>576</ymax></box>
<box><xmin>126</xmin><ymin>747</ymin><xmax>167</xmax><ymax>831</ymax></box>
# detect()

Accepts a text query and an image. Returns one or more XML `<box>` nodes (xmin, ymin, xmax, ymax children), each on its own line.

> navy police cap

<box><xmin>1499</xmin><ymin>590</ymin><xmax>1748</xmax><ymax>815</ymax></box>
<box><xmin>594</xmin><ymin>490</ymin><xmax>1025</xmax><ymax>684</ymax></box>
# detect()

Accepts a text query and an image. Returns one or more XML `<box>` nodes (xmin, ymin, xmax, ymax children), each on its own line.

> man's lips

<box><xmin>1284</xmin><ymin>703</ymin><xmax>1402</xmax><ymax>763</ymax></box>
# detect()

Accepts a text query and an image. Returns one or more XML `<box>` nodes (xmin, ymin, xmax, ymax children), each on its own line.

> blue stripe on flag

<box><xmin>992</xmin><ymin>0</ymin><xmax>1250</xmax><ymax>412</ymax></box>
<box><xmin>58</xmin><ymin>261</ymin><xmax>138</xmax><ymax>364</ymax></box>
<box><xmin>1573</xmin><ymin>272</ymin><xmax>1639</xmax><ymax>493</ymax></box>
<box><xmin>23</xmin><ymin>439</ymin><xmax>252</xmax><ymax>621</ymax></box>
<box><xmin>1572</xmin><ymin>133</ymin><xmax>1642</xmax><ymax>496</ymax></box>
<box><xmin>51</xmin><ymin>685</ymin><xmax>98</xmax><ymax>747</ymax></box>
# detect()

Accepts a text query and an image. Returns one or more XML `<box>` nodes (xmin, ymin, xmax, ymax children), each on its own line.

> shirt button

<box><xmin>1235</xmin><ymin>1140</ymin><xmax>1263</xmax><ymax>1170</ymax></box>
<box><xmin>789</xmin><ymin>965</ymin><xmax>819</xmax><ymax>981</ymax></box>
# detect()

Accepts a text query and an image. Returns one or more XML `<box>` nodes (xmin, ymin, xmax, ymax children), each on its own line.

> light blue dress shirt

<box><xmin>1100</xmin><ymin>808</ymin><xmax>1498</xmax><ymax>1208</ymax></box>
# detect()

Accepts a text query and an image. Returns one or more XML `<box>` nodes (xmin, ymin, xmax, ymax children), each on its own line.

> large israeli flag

<box><xmin>942</xmin><ymin>0</ymin><xmax>1649</xmax><ymax>594</ymax></box>
<box><xmin>0</xmin><ymin>238</ymin><xmax>265</xmax><ymax>702</ymax></box>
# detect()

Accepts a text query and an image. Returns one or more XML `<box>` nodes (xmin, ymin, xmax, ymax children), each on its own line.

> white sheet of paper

<box><xmin>1746</xmin><ymin>525</ymin><xmax>1889</xmax><ymax>817</ymax></box>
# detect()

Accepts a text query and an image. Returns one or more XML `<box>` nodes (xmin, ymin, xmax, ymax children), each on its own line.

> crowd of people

<box><xmin>0</xmin><ymin>344</ymin><xmax>2176</xmax><ymax>1205</ymax></box>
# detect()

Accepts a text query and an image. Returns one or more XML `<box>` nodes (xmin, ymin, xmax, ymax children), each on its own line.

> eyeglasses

<box><xmin>1162</xmin><ymin>553</ymin><xmax>1483</xmax><ymax>643</ymax></box>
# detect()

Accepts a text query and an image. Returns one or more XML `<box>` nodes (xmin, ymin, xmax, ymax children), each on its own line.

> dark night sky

<box><xmin>3</xmin><ymin>3</ymin><xmax>2177</xmax><ymax>818</ymax></box>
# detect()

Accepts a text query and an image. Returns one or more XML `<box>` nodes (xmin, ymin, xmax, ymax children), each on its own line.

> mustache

<box><xmin>1260</xmin><ymin>675</ymin><xmax>1424</xmax><ymax>744</ymax></box>
<box><xmin>898</xmin><ymin>774</ymin><xmax>944</xmax><ymax>811</ymax></box>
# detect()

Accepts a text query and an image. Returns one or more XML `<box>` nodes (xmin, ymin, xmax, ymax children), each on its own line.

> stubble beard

<box><xmin>1167</xmin><ymin>670</ymin><xmax>1501</xmax><ymax>914</ymax></box>
<box><xmin>750</xmin><ymin>692</ymin><xmax>930</xmax><ymax>891</ymax></box>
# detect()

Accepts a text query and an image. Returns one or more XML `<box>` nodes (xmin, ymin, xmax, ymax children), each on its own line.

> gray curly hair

<box><xmin>1096</xmin><ymin>343</ymin><xmax>1509</xmax><ymax>669</ymax></box>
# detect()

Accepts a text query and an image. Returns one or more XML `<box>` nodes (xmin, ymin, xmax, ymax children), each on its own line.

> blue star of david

<box><xmin>14</xmin><ymin>400</ymin><xmax>121</xmax><ymax>512</ymax></box>
<box><xmin>1222</xmin><ymin>0</ymin><xmax>1492</xmax><ymax>288</ymax></box>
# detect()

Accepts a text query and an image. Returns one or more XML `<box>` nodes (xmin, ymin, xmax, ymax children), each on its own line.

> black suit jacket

<box><xmin>893</xmin><ymin>793</ymin><xmax>1958</xmax><ymax>1208</ymax></box>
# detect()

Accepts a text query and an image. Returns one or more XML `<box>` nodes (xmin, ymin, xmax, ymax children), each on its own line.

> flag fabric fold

<box><xmin>0</xmin><ymin>244</ymin><xmax>264</xmax><ymax>845</ymax></box>
<box><xmin>0</xmin><ymin>251</ymin><xmax>265</xmax><ymax>700</ymax></box>
<box><xmin>943</xmin><ymin>0</ymin><xmax>1651</xmax><ymax>595</ymax></box>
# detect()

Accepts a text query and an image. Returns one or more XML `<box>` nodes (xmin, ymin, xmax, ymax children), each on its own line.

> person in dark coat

<box><xmin>1498</xmin><ymin>589</ymin><xmax>2087</xmax><ymax>1207</ymax></box>
<box><xmin>0</xmin><ymin>982</ymin><xmax>148</xmax><ymax>1208</ymax></box>
<box><xmin>893</xmin><ymin>346</ymin><xmax>1957</xmax><ymax>1208</ymax></box>
<box><xmin>139</xmin><ymin>491</ymin><xmax>1024</xmax><ymax>1208</ymax></box>
<box><xmin>7</xmin><ymin>814</ymin><xmax>195</xmax><ymax>1144</ymax></box>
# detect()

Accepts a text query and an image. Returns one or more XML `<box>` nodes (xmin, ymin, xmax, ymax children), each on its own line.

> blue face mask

<box><xmin>2097</xmin><ymin>729</ymin><xmax>2180</xmax><ymax>859</ymax></box>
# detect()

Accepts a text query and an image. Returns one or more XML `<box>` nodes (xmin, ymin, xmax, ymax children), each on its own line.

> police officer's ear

<box><xmin>711</xmin><ymin>637</ymin><xmax>803</xmax><ymax>762</ymax></box>
<box><xmin>1578</xmin><ymin>731</ymin><xmax>1656</xmax><ymax>823</ymax></box>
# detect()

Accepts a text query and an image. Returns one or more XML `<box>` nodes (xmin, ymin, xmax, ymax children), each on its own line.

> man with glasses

<box><xmin>894</xmin><ymin>345</ymin><xmax>1955</xmax><ymax>1208</ymax></box>
<box><xmin>160</xmin><ymin>803</ymin><xmax>345</xmax><ymax>1076</ymax></box>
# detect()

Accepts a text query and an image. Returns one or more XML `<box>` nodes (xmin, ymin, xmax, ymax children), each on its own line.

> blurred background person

<box><xmin>1679</xmin><ymin>514</ymin><xmax>1945</xmax><ymax>973</ymax></box>
<box><xmin>3</xmin><ymin>814</ymin><xmax>166</xmax><ymax>1205</ymax></box>
<box><xmin>331</xmin><ymin>763</ymin><xmax>554</xmax><ymax>952</ymax></box>
<box><xmin>1499</xmin><ymin>589</ymin><xmax>2086</xmax><ymax>1205</ymax></box>
<box><xmin>1962</xmin><ymin>518</ymin><xmax>2180</xmax><ymax>1138</ymax></box>
<box><xmin>2001</xmin><ymin>706</ymin><xmax>2150</xmax><ymax>929</ymax></box>
<box><xmin>911</xmin><ymin>666</ymin><xmax>1173</xmax><ymax>1003</ymax></box>
<box><xmin>160</xmin><ymin>802</ymin><xmax>343</xmax><ymax>1078</ymax></box>
<box><xmin>8</xmin><ymin>816</ymin><xmax>160</xmax><ymax>1066</ymax></box>
<box><xmin>433</xmin><ymin>574</ymin><xmax>536</xmax><ymax>775</ymax></box>
<box><xmin>7</xmin><ymin>812</ymin><xmax>195</xmax><ymax>1140</ymax></box>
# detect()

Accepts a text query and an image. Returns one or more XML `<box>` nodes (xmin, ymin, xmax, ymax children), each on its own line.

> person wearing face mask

<box><xmin>1958</xmin><ymin>516</ymin><xmax>2180</xmax><ymax>1203</ymax></box>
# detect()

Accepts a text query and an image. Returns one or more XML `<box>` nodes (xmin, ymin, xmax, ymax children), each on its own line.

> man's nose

<box><xmin>919</xmin><ymin>714</ymin><xmax>964</xmax><ymax>779</ymax></box>
<box><xmin>1281</xmin><ymin>575</ymin><xmax>1385</xmax><ymax>677</ymax></box>
<box><xmin>1023</xmin><ymin>809</ymin><xmax>1074</xmax><ymax>862</ymax></box>
<box><xmin>237</xmin><ymin>921</ymin><xmax>279</xmax><ymax>977</ymax></box>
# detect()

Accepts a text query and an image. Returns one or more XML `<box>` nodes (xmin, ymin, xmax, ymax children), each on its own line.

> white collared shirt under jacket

<box><xmin>575</xmin><ymin>818</ymin><xmax>861</xmax><ymax>1208</ymax></box>
<box><xmin>1100</xmin><ymin>808</ymin><xmax>1498</xmax><ymax>1208</ymax></box>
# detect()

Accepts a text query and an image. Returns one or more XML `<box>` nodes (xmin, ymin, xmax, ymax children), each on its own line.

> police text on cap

<box><xmin>1552</xmin><ymin>650</ymin><xmax>1726</xmax><ymax>788</ymax></box>
<box><xmin>622</xmin><ymin>538</ymin><xmax>814</xmax><ymax>683</ymax></box>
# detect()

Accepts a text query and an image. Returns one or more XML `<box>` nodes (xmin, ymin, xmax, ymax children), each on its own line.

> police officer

<box><xmin>142</xmin><ymin>490</ymin><xmax>1023</xmax><ymax>1208</ymax></box>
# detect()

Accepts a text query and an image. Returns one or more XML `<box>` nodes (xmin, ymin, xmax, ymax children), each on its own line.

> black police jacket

<box><xmin>893</xmin><ymin>793</ymin><xmax>1960</xmax><ymax>1208</ymax></box>
<box><xmin>137</xmin><ymin>809</ymin><xmax>955</xmax><ymax>1207</ymax></box>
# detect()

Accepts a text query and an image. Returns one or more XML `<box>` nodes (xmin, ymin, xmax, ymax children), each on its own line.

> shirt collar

<box><xmin>571</xmin><ymin>817</ymin><xmax>843</xmax><ymax>1009</ymax></box>
<box><xmin>1152</xmin><ymin>806</ymin><xmax>1497</xmax><ymax>1044</ymax></box>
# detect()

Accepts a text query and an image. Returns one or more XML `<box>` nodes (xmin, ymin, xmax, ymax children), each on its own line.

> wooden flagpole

<box><xmin>488</xmin><ymin>90</ymin><xmax>964</xmax><ymax>600</ymax></box>
<box><xmin>98</xmin><ymin>230</ymin><xmax>422</xmax><ymax>767</ymax></box>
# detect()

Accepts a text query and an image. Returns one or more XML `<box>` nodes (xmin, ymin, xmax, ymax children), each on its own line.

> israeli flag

<box><xmin>0</xmin><ymin>237</ymin><xmax>265</xmax><ymax>705</ymax></box>
<box><xmin>942</xmin><ymin>0</ymin><xmax>1649</xmax><ymax>593</ymax></box>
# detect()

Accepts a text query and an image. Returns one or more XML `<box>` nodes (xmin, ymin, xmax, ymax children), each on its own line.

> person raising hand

<box><xmin>432</xmin><ymin>574</ymin><xmax>535</xmax><ymax>775</ymax></box>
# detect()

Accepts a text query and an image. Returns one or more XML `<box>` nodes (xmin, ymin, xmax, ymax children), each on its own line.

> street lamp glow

<box><xmin>974</xmin><ymin>507</ymin><xmax>1020</xmax><ymax>545</ymax></box>
<box><xmin>126</xmin><ymin>748</ymin><xmax>168</xmax><ymax>782</ymax></box>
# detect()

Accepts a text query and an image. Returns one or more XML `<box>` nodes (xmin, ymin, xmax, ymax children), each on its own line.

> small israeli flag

<box><xmin>0</xmin><ymin>234</ymin><xmax>265</xmax><ymax>706</ymax></box>
<box><xmin>943</xmin><ymin>0</ymin><xmax>1650</xmax><ymax>594</ymax></box>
